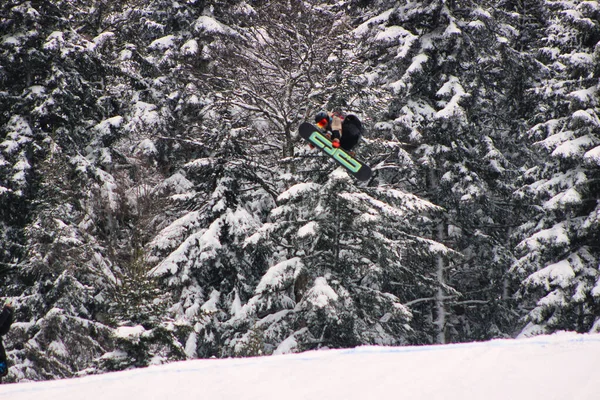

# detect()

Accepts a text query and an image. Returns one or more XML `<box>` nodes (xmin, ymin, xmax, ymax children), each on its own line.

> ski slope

<box><xmin>1</xmin><ymin>332</ymin><xmax>599</xmax><ymax>400</ymax></box>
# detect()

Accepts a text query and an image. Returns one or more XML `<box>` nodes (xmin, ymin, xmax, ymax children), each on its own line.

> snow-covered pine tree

<box><xmin>0</xmin><ymin>0</ymin><xmax>205</xmax><ymax>380</ymax></box>
<box><xmin>0</xmin><ymin>0</ymin><xmax>127</xmax><ymax>381</ymax></box>
<box><xmin>351</xmin><ymin>0</ymin><xmax>527</xmax><ymax>342</ymax></box>
<box><xmin>147</xmin><ymin>108</ymin><xmax>276</xmax><ymax>358</ymax></box>
<box><xmin>80</xmin><ymin>0</ymin><xmax>242</xmax><ymax>371</ymax></box>
<box><xmin>224</xmin><ymin>168</ymin><xmax>451</xmax><ymax>355</ymax></box>
<box><xmin>511</xmin><ymin>0</ymin><xmax>600</xmax><ymax>335</ymax></box>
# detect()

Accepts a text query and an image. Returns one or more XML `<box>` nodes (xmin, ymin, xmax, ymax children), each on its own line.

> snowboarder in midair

<box><xmin>0</xmin><ymin>300</ymin><xmax>13</xmax><ymax>383</ymax></box>
<box><xmin>299</xmin><ymin>113</ymin><xmax>372</xmax><ymax>181</ymax></box>
<box><xmin>314</xmin><ymin>110</ymin><xmax>363</xmax><ymax>153</ymax></box>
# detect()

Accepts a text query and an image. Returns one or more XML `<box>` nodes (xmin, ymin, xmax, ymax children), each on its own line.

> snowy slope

<box><xmin>2</xmin><ymin>332</ymin><xmax>599</xmax><ymax>400</ymax></box>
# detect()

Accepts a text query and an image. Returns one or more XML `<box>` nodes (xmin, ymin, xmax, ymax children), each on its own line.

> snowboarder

<box><xmin>314</xmin><ymin>110</ymin><xmax>363</xmax><ymax>153</ymax></box>
<box><xmin>299</xmin><ymin>112</ymin><xmax>372</xmax><ymax>181</ymax></box>
<box><xmin>0</xmin><ymin>300</ymin><xmax>13</xmax><ymax>383</ymax></box>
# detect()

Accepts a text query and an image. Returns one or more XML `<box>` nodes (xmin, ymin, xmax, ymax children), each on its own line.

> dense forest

<box><xmin>0</xmin><ymin>0</ymin><xmax>598</xmax><ymax>382</ymax></box>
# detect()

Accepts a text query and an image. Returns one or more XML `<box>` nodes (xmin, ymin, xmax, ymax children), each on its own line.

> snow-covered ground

<box><xmin>2</xmin><ymin>332</ymin><xmax>599</xmax><ymax>400</ymax></box>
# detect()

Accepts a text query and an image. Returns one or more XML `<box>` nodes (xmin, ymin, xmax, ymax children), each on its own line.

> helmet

<box><xmin>314</xmin><ymin>111</ymin><xmax>331</xmax><ymax>124</ymax></box>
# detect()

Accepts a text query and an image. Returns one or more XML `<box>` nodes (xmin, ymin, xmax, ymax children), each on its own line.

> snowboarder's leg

<box><xmin>340</xmin><ymin>127</ymin><xmax>360</xmax><ymax>151</ymax></box>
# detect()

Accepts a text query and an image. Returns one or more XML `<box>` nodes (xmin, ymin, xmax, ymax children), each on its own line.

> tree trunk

<box><xmin>429</xmin><ymin>168</ymin><xmax>446</xmax><ymax>344</ymax></box>
<box><xmin>435</xmin><ymin>222</ymin><xmax>446</xmax><ymax>344</ymax></box>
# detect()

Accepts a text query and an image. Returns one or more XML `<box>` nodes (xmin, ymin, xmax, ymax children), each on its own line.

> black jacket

<box><xmin>0</xmin><ymin>306</ymin><xmax>13</xmax><ymax>363</ymax></box>
<box><xmin>339</xmin><ymin>115</ymin><xmax>363</xmax><ymax>151</ymax></box>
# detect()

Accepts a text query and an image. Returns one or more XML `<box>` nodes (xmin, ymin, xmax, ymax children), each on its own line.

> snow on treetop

<box><xmin>94</xmin><ymin>116</ymin><xmax>123</xmax><ymax>137</ymax></box>
<box><xmin>352</xmin><ymin>8</ymin><xmax>394</xmax><ymax>37</ymax></box>
<box><xmin>193</xmin><ymin>16</ymin><xmax>236</xmax><ymax>36</ymax></box>
<box><xmin>467</xmin><ymin>20</ymin><xmax>486</xmax><ymax>30</ymax></box>
<box><xmin>536</xmin><ymin>129</ymin><xmax>574</xmax><ymax>151</ymax></box>
<box><xmin>255</xmin><ymin>257</ymin><xmax>303</xmax><ymax>294</ymax></box>
<box><xmin>568</xmin><ymin>87</ymin><xmax>597</xmax><ymax>106</ymax></box>
<box><xmin>277</xmin><ymin>182</ymin><xmax>319</xmax><ymax>202</ymax></box>
<box><xmin>529</xmin><ymin>118</ymin><xmax>561</xmax><ymax>140</ymax></box>
<box><xmin>472</xmin><ymin>7</ymin><xmax>492</xmax><ymax>20</ymax></box>
<box><xmin>201</xmin><ymin>290</ymin><xmax>221</xmax><ymax>314</ymax></box>
<box><xmin>535</xmin><ymin>289</ymin><xmax>568</xmax><ymax>310</ymax></box>
<box><xmin>329</xmin><ymin>167</ymin><xmax>352</xmax><ymax>182</ymax></box>
<box><xmin>374</xmin><ymin>25</ymin><xmax>416</xmax><ymax>54</ymax></box>
<box><xmin>339</xmin><ymin>192</ymin><xmax>407</xmax><ymax>220</ymax></box>
<box><xmin>552</xmin><ymin>135</ymin><xmax>597</xmax><ymax>159</ymax></box>
<box><xmin>397</xmin><ymin>100</ymin><xmax>436</xmax><ymax>127</ymax></box>
<box><xmin>297</xmin><ymin>221</ymin><xmax>318</xmax><ymax>238</ymax></box>
<box><xmin>185</xmin><ymin>158</ymin><xmax>213</xmax><ymax>169</ymax></box>
<box><xmin>571</xmin><ymin>109</ymin><xmax>599</xmax><ymax>126</ymax></box>
<box><xmin>224</xmin><ymin>206</ymin><xmax>260</xmax><ymax>237</ymax></box>
<box><xmin>443</xmin><ymin>21</ymin><xmax>462</xmax><ymax>37</ymax></box>
<box><xmin>389</xmin><ymin>54</ymin><xmax>429</xmax><ymax>94</ymax></box>
<box><xmin>11</xmin><ymin>159</ymin><xmax>30</xmax><ymax>186</ymax></box>
<box><xmin>198</xmin><ymin>219</ymin><xmax>223</xmax><ymax>258</ymax></box>
<box><xmin>435</xmin><ymin>77</ymin><xmax>469</xmax><ymax>121</ymax></box>
<box><xmin>181</xmin><ymin>39</ymin><xmax>199</xmax><ymax>55</ymax></box>
<box><xmin>115</xmin><ymin>325</ymin><xmax>146</xmax><ymax>339</ymax></box>
<box><xmin>126</xmin><ymin>102</ymin><xmax>161</xmax><ymax>131</ymax></box>
<box><xmin>2</xmin><ymin>116</ymin><xmax>32</xmax><ymax>154</ymax></box>
<box><xmin>156</xmin><ymin>172</ymin><xmax>194</xmax><ymax>195</ymax></box>
<box><xmin>563</xmin><ymin>52</ymin><xmax>594</xmax><ymax>68</ymax></box>
<box><xmin>150</xmin><ymin>213</ymin><xmax>231</xmax><ymax>281</ymax></box>
<box><xmin>90</xmin><ymin>32</ymin><xmax>114</xmax><ymax>50</ymax></box>
<box><xmin>524</xmin><ymin>259</ymin><xmax>576</xmax><ymax>290</ymax></box>
<box><xmin>427</xmin><ymin>240</ymin><xmax>454</xmax><ymax>255</ymax></box>
<box><xmin>149</xmin><ymin>229</ymin><xmax>206</xmax><ymax>277</ymax></box>
<box><xmin>25</xmin><ymin>85</ymin><xmax>46</xmax><ymax>98</ymax></box>
<box><xmin>525</xmin><ymin>169</ymin><xmax>587</xmax><ymax>198</ymax></box>
<box><xmin>134</xmin><ymin>138</ymin><xmax>158</xmax><ymax>157</ymax></box>
<box><xmin>43</xmin><ymin>31</ymin><xmax>64</xmax><ymax>50</ymax></box>
<box><xmin>436</xmin><ymin>76</ymin><xmax>465</xmax><ymax>97</ymax></box>
<box><xmin>518</xmin><ymin>222</ymin><xmax>570</xmax><ymax>251</ymax></box>
<box><xmin>584</xmin><ymin>145</ymin><xmax>600</xmax><ymax>165</ymax></box>
<box><xmin>300</xmin><ymin>277</ymin><xmax>338</xmax><ymax>309</ymax></box>
<box><xmin>543</xmin><ymin>188</ymin><xmax>582</xmax><ymax>210</ymax></box>
<box><xmin>273</xmin><ymin>328</ymin><xmax>308</xmax><ymax>355</ymax></box>
<box><xmin>148</xmin><ymin>35</ymin><xmax>177</xmax><ymax>51</ymax></box>
<box><xmin>2</xmin><ymin>34</ymin><xmax>24</xmax><ymax>46</ymax></box>
<box><xmin>48</xmin><ymin>340</ymin><xmax>68</xmax><ymax>358</ymax></box>
<box><xmin>147</xmin><ymin>211</ymin><xmax>201</xmax><ymax>253</ymax></box>
<box><xmin>408</xmin><ymin>54</ymin><xmax>429</xmax><ymax>74</ymax></box>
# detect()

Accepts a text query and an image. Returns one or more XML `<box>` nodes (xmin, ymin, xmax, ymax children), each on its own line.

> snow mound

<box><xmin>2</xmin><ymin>333</ymin><xmax>600</xmax><ymax>400</ymax></box>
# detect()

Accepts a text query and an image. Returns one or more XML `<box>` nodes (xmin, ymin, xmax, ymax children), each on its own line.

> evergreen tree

<box><xmin>147</xmin><ymin>113</ymin><xmax>275</xmax><ymax>358</ymax></box>
<box><xmin>511</xmin><ymin>0</ymin><xmax>600</xmax><ymax>335</ymax></box>
<box><xmin>0</xmin><ymin>0</ymin><xmax>202</xmax><ymax>379</ymax></box>
<box><xmin>225</xmin><ymin>169</ymin><xmax>450</xmax><ymax>354</ymax></box>
<box><xmin>351</xmin><ymin>0</ymin><xmax>533</xmax><ymax>342</ymax></box>
<box><xmin>0</xmin><ymin>0</ymin><xmax>123</xmax><ymax>381</ymax></box>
